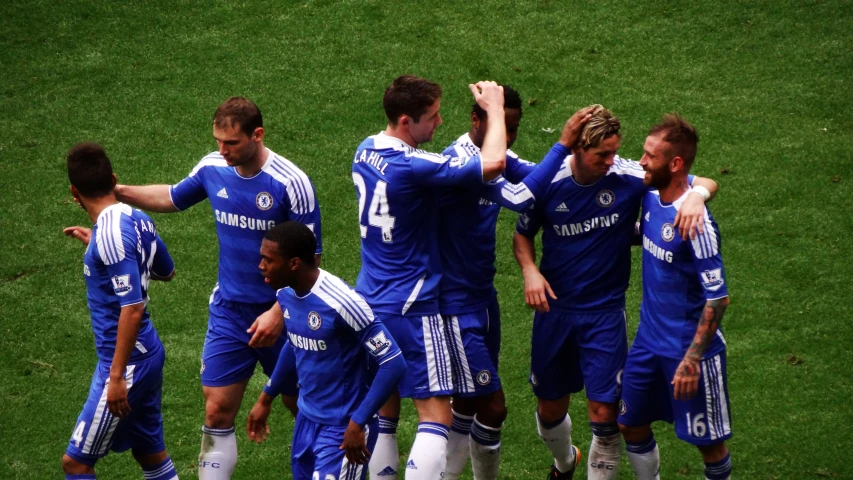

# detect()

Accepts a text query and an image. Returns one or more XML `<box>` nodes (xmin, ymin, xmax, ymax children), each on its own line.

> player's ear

<box><xmin>111</xmin><ymin>174</ymin><xmax>117</xmax><ymax>188</ymax></box>
<box><xmin>289</xmin><ymin>257</ymin><xmax>301</xmax><ymax>272</ymax></box>
<box><xmin>670</xmin><ymin>156</ymin><xmax>684</xmax><ymax>173</ymax></box>
<box><xmin>251</xmin><ymin>127</ymin><xmax>265</xmax><ymax>143</ymax></box>
<box><xmin>471</xmin><ymin>112</ymin><xmax>481</xmax><ymax>129</ymax></box>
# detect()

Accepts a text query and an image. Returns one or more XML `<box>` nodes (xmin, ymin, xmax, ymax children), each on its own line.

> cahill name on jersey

<box><xmin>352</xmin><ymin>132</ymin><xmax>484</xmax><ymax>315</ymax></box>
<box><xmin>635</xmin><ymin>190</ymin><xmax>729</xmax><ymax>358</ymax></box>
<box><xmin>83</xmin><ymin>204</ymin><xmax>173</xmax><ymax>363</ymax></box>
<box><xmin>170</xmin><ymin>149</ymin><xmax>322</xmax><ymax>304</ymax></box>
<box><xmin>276</xmin><ymin>270</ymin><xmax>402</xmax><ymax>426</ymax></box>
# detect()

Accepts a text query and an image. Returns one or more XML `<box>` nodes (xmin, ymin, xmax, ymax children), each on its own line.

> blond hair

<box><xmin>577</xmin><ymin>104</ymin><xmax>621</xmax><ymax>150</ymax></box>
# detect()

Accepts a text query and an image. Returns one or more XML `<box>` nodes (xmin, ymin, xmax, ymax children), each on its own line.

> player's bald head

<box><xmin>67</xmin><ymin>142</ymin><xmax>115</xmax><ymax>198</ymax></box>
<box><xmin>264</xmin><ymin>221</ymin><xmax>316</xmax><ymax>265</ymax></box>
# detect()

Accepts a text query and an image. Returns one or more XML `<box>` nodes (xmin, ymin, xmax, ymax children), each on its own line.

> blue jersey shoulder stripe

<box><xmin>96</xmin><ymin>204</ymin><xmax>131</xmax><ymax>265</ymax></box>
<box><xmin>190</xmin><ymin>152</ymin><xmax>228</xmax><ymax>177</ymax></box>
<box><xmin>265</xmin><ymin>155</ymin><xmax>315</xmax><ymax>215</ymax></box>
<box><xmin>315</xmin><ymin>274</ymin><xmax>373</xmax><ymax>330</ymax></box>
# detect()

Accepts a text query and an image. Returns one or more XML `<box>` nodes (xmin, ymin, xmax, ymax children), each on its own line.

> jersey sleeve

<box><xmin>169</xmin><ymin>161</ymin><xmax>210</xmax><ymax>211</ymax></box>
<box><xmin>350</xmin><ymin>319</ymin><xmax>405</xmax><ymax>426</ymax></box>
<box><xmin>479</xmin><ymin>143</ymin><xmax>569</xmax><ymax>213</ymax></box>
<box><xmin>150</xmin><ymin>235</ymin><xmax>175</xmax><ymax>278</ymax></box>
<box><xmin>289</xmin><ymin>177</ymin><xmax>323</xmax><ymax>254</ymax></box>
<box><xmin>410</xmin><ymin>151</ymin><xmax>484</xmax><ymax>187</ymax></box>
<box><xmin>689</xmin><ymin>210</ymin><xmax>729</xmax><ymax>300</ymax></box>
<box><xmin>263</xmin><ymin>339</ymin><xmax>299</xmax><ymax>398</ymax></box>
<box><xmin>504</xmin><ymin>150</ymin><xmax>537</xmax><ymax>183</ymax></box>
<box><xmin>96</xmin><ymin>215</ymin><xmax>143</xmax><ymax>307</ymax></box>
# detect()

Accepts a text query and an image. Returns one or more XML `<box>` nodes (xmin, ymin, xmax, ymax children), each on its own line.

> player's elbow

<box><xmin>482</xmin><ymin>155</ymin><xmax>507</xmax><ymax>182</ymax></box>
<box><xmin>153</xmin><ymin>269</ymin><xmax>176</xmax><ymax>282</ymax></box>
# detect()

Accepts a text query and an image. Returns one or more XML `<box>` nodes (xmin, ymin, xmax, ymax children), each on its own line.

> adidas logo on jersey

<box><xmin>406</xmin><ymin>460</ymin><xmax>418</xmax><ymax>470</ymax></box>
<box><xmin>645</xmin><ymin>211</ymin><xmax>650</xmax><ymax>222</ymax></box>
<box><xmin>283</xmin><ymin>309</ymin><xmax>290</xmax><ymax>319</ymax></box>
<box><xmin>217</xmin><ymin>188</ymin><xmax>229</xmax><ymax>199</ymax></box>
<box><xmin>377</xmin><ymin>466</ymin><xmax>398</xmax><ymax>476</ymax></box>
<box><xmin>555</xmin><ymin>202</ymin><xmax>570</xmax><ymax>212</ymax></box>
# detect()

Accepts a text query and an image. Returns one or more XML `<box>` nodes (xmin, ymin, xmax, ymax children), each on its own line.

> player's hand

<box><xmin>469</xmin><ymin>81</ymin><xmax>504</xmax><ymax>114</ymax></box>
<box><xmin>246</xmin><ymin>398</ymin><xmax>272</xmax><ymax>444</ymax></box>
<box><xmin>672</xmin><ymin>357</ymin><xmax>701</xmax><ymax>400</ymax></box>
<box><xmin>63</xmin><ymin>226</ymin><xmax>92</xmax><ymax>246</ymax></box>
<box><xmin>522</xmin><ymin>267</ymin><xmax>557</xmax><ymax>313</ymax></box>
<box><xmin>106</xmin><ymin>376</ymin><xmax>131</xmax><ymax>419</ymax></box>
<box><xmin>674</xmin><ymin>192</ymin><xmax>706</xmax><ymax>240</ymax></box>
<box><xmin>247</xmin><ymin>307</ymin><xmax>284</xmax><ymax>348</ymax></box>
<box><xmin>339</xmin><ymin>420</ymin><xmax>370</xmax><ymax>465</ymax></box>
<box><xmin>559</xmin><ymin>106</ymin><xmax>596</xmax><ymax>148</ymax></box>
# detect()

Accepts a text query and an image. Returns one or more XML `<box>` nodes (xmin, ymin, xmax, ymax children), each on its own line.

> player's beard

<box><xmin>645</xmin><ymin>163</ymin><xmax>673</xmax><ymax>190</ymax></box>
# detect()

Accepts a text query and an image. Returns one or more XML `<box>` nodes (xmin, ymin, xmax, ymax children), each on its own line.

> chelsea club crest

<box><xmin>661</xmin><ymin>223</ymin><xmax>675</xmax><ymax>242</ymax></box>
<box><xmin>476</xmin><ymin>370</ymin><xmax>492</xmax><ymax>386</ymax></box>
<box><xmin>256</xmin><ymin>192</ymin><xmax>273</xmax><ymax>211</ymax></box>
<box><xmin>596</xmin><ymin>189</ymin><xmax>615</xmax><ymax>207</ymax></box>
<box><xmin>307</xmin><ymin>311</ymin><xmax>322</xmax><ymax>330</ymax></box>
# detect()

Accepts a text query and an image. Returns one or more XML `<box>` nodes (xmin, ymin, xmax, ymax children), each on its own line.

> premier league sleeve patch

<box><xmin>365</xmin><ymin>330</ymin><xmax>392</xmax><ymax>357</ymax></box>
<box><xmin>700</xmin><ymin>268</ymin><xmax>725</xmax><ymax>291</ymax></box>
<box><xmin>111</xmin><ymin>274</ymin><xmax>133</xmax><ymax>296</ymax></box>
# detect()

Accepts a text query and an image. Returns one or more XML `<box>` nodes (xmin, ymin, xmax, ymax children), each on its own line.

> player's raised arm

<box><xmin>114</xmin><ymin>184</ymin><xmax>179</xmax><ymax>213</ymax></box>
<box><xmin>469</xmin><ymin>81</ymin><xmax>507</xmax><ymax>182</ymax></box>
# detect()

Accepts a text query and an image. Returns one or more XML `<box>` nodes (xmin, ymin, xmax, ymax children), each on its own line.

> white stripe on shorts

<box><xmin>422</xmin><ymin>315</ymin><xmax>453</xmax><ymax>393</ymax></box>
<box><xmin>83</xmin><ymin>365</ymin><xmax>136</xmax><ymax>455</ymax></box>
<box><xmin>338</xmin><ymin>423</ymin><xmax>369</xmax><ymax>480</ymax></box>
<box><xmin>448</xmin><ymin>316</ymin><xmax>475</xmax><ymax>394</ymax></box>
<box><xmin>702</xmin><ymin>355</ymin><xmax>731</xmax><ymax>441</ymax></box>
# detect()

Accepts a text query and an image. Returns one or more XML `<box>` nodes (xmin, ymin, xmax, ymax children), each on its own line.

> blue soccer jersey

<box><xmin>635</xmin><ymin>190</ymin><xmax>729</xmax><ymax>358</ymax></box>
<box><xmin>439</xmin><ymin>134</ymin><xmax>575</xmax><ymax>314</ymax></box>
<box><xmin>352</xmin><ymin>132</ymin><xmax>484</xmax><ymax>315</ymax></box>
<box><xmin>169</xmin><ymin>149</ymin><xmax>322</xmax><ymax>304</ymax></box>
<box><xmin>515</xmin><ymin>156</ymin><xmax>648</xmax><ymax>312</ymax></box>
<box><xmin>269</xmin><ymin>269</ymin><xmax>404</xmax><ymax>427</ymax></box>
<box><xmin>83</xmin><ymin>203</ymin><xmax>174</xmax><ymax>363</ymax></box>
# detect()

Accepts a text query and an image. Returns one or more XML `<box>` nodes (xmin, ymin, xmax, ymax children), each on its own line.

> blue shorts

<box><xmin>618</xmin><ymin>344</ymin><xmax>733</xmax><ymax>446</ymax></box>
<box><xmin>291</xmin><ymin>414</ymin><xmax>379</xmax><ymax>480</ymax></box>
<box><xmin>380</xmin><ymin>313</ymin><xmax>454</xmax><ymax>399</ymax></box>
<box><xmin>66</xmin><ymin>346</ymin><xmax>166</xmax><ymax>466</ymax></box>
<box><xmin>443</xmin><ymin>297</ymin><xmax>502</xmax><ymax>397</ymax></box>
<box><xmin>201</xmin><ymin>286</ymin><xmax>287</xmax><ymax>387</ymax></box>
<box><xmin>529</xmin><ymin>310</ymin><xmax>627</xmax><ymax>403</ymax></box>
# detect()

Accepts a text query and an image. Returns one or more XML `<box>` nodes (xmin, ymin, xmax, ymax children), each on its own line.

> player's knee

<box><xmin>478</xmin><ymin>394</ymin><xmax>508</xmax><ymax>425</ymax></box>
<box><xmin>204</xmin><ymin>398</ymin><xmax>238</xmax><ymax>428</ymax></box>
<box><xmin>617</xmin><ymin>423</ymin><xmax>650</xmax><ymax>443</ymax></box>
<box><xmin>588</xmin><ymin>400</ymin><xmax>618</xmax><ymax>423</ymax></box>
<box><xmin>61</xmin><ymin>454</ymin><xmax>92</xmax><ymax>474</ymax></box>
<box><xmin>537</xmin><ymin>398</ymin><xmax>568</xmax><ymax>424</ymax></box>
<box><xmin>698</xmin><ymin>442</ymin><xmax>729</xmax><ymax>463</ymax></box>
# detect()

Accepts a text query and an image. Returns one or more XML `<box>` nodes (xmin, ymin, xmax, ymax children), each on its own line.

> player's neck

<box><xmin>384</xmin><ymin>125</ymin><xmax>418</xmax><ymax>149</ymax></box>
<box><xmin>659</xmin><ymin>175</ymin><xmax>690</xmax><ymax>203</ymax></box>
<box><xmin>83</xmin><ymin>193</ymin><xmax>119</xmax><ymax>224</ymax></box>
<box><xmin>292</xmin><ymin>267</ymin><xmax>320</xmax><ymax>297</ymax></box>
<box><xmin>569</xmin><ymin>156</ymin><xmax>602</xmax><ymax>185</ymax></box>
<box><xmin>467</xmin><ymin>128</ymin><xmax>484</xmax><ymax>150</ymax></box>
<box><xmin>236</xmin><ymin>144</ymin><xmax>269</xmax><ymax>178</ymax></box>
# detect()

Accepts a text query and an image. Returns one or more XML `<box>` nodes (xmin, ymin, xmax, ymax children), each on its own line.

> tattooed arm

<box><xmin>672</xmin><ymin>296</ymin><xmax>730</xmax><ymax>400</ymax></box>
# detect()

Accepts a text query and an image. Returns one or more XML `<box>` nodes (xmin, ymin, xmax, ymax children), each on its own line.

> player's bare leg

<box><xmin>133</xmin><ymin>450</ymin><xmax>180</xmax><ymax>480</ymax></box>
<box><xmin>198</xmin><ymin>380</ymin><xmax>249</xmax><ymax>480</ymax></box>
<box><xmin>698</xmin><ymin>443</ymin><xmax>731</xmax><ymax>480</ymax></box>
<box><xmin>369</xmin><ymin>390</ymin><xmax>401</xmax><ymax>480</ymax></box>
<box><xmin>405</xmin><ymin>396</ymin><xmax>452</xmax><ymax>480</ymax></box>
<box><xmin>619</xmin><ymin>424</ymin><xmax>660</xmax><ymax>480</ymax></box>
<box><xmin>537</xmin><ymin>395</ymin><xmax>580</xmax><ymax>478</ymax></box>
<box><xmin>587</xmin><ymin>400</ymin><xmax>621</xmax><ymax>479</ymax></box>
<box><xmin>61</xmin><ymin>454</ymin><xmax>94</xmax><ymax>477</ymax></box>
<box><xmin>446</xmin><ymin>390</ymin><xmax>508</xmax><ymax>480</ymax></box>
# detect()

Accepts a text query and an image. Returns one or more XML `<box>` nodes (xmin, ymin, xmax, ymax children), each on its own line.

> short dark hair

<box><xmin>383</xmin><ymin>75</ymin><xmax>442</xmax><ymax>125</ymax></box>
<box><xmin>264</xmin><ymin>221</ymin><xmax>317</xmax><ymax>265</ymax></box>
<box><xmin>472</xmin><ymin>84</ymin><xmax>522</xmax><ymax>120</ymax></box>
<box><xmin>648</xmin><ymin>113</ymin><xmax>699</xmax><ymax>166</ymax></box>
<box><xmin>213</xmin><ymin>97</ymin><xmax>263</xmax><ymax>136</ymax></box>
<box><xmin>67</xmin><ymin>142</ymin><xmax>114</xmax><ymax>198</ymax></box>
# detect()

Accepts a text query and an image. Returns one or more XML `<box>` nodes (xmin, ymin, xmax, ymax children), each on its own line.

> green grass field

<box><xmin>1</xmin><ymin>0</ymin><xmax>851</xmax><ymax>478</ymax></box>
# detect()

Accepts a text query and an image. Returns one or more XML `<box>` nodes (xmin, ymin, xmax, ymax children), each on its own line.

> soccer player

<box><xmin>618</xmin><ymin>115</ymin><xmax>732</xmax><ymax>480</ymax></box>
<box><xmin>244</xmin><ymin>221</ymin><xmax>406</xmax><ymax>480</ymax></box>
<box><xmin>354</xmin><ymin>76</ymin><xmax>511</xmax><ymax>480</ymax></box>
<box><xmin>61</xmin><ymin>143</ymin><xmax>179</xmax><ymax>480</ymax></box>
<box><xmin>114</xmin><ymin>97</ymin><xmax>320</xmax><ymax>479</ymax></box>
<box><xmin>513</xmin><ymin>105</ymin><xmax>719</xmax><ymax>480</ymax></box>
<box><xmin>440</xmin><ymin>89</ymin><xmax>596</xmax><ymax>480</ymax></box>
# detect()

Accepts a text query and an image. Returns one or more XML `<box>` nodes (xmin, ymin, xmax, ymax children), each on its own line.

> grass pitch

<box><xmin>1</xmin><ymin>1</ymin><xmax>851</xmax><ymax>478</ymax></box>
